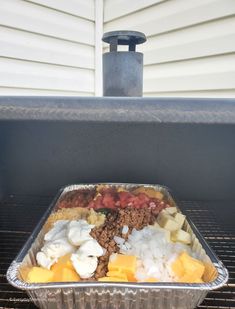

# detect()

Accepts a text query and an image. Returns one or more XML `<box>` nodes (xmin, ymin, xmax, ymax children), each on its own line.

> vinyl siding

<box><xmin>1</xmin><ymin>0</ymin><xmax>235</xmax><ymax>97</ymax></box>
<box><xmin>104</xmin><ymin>0</ymin><xmax>235</xmax><ymax>97</ymax></box>
<box><xmin>0</xmin><ymin>0</ymin><xmax>95</xmax><ymax>95</ymax></box>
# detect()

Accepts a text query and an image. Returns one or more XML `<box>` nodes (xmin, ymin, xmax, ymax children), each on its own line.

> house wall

<box><xmin>104</xmin><ymin>0</ymin><xmax>235</xmax><ymax>97</ymax></box>
<box><xmin>0</xmin><ymin>0</ymin><xmax>96</xmax><ymax>95</ymax></box>
<box><xmin>1</xmin><ymin>0</ymin><xmax>235</xmax><ymax>97</ymax></box>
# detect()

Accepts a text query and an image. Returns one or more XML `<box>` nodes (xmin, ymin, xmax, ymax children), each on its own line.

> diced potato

<box><xmin>117</xmin><ymin>187</ymin><xmax>127</xmax><ymax>192</ymax></box>
<box><xmin>157</xmin><ymin>212</ymin><xmax>180</xmax><ymax>231</ymax></box>
<box><xmin>171</xmin><ymin>229</ymin><xmax>191</xmax><ymax>245</ymax></box>
<box><xmin>153</xmin><ymin>222</ymin><xmax>161</xmax><ymax>229</ymax></box>
<box><xmin>26</xmin><ymin>267</ymin><xmax>54</xmax><ymax>283</ymax></box>
<box><xmin>174</xmin><ymin>213</ymin><xmax>185</xmax><ymax>229</ymax></box>
<box><xmin>165</xmin><ymin>207</ymin><xmax>177</xmax><ymax>215</ymax></box>
<box><xmin>164</xmin><ymin>229</ymin><xmax>171</xmax><ymax>242</ymax></box>
<box><xmin>160</xmin><ymin>209</ymin><xmax>169</xmax><ymax>216</ymax></box>
<box><xmin>151</xmin><ymin>222</ymin><xmax>171</xmax><ymax>242</ymax></box>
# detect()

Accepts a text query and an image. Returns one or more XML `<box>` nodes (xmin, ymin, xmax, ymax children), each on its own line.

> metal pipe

<box><xmin>102</xmin><ymin>31</ymin><xmax>146</xmax><ymax>97</ymax></box>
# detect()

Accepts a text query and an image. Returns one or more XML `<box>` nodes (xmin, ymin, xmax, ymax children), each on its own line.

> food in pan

<box><xmin>25</xmin><ymin>185</ymin><xmax>206</xmax><ymax>284</ymax></box>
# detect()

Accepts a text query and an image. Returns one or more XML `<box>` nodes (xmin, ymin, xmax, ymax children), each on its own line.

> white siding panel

<box><xmin>0</xmin><ymin>58</ymin><xmax>94</xmax><ymax>92</ymax></box>
<box><xmin>145</xmin><ymin>33</ymin><xmax>235</xmax><ymax>65</ymax></box>
<box><xmin>144</xmin><ymin>54</ymin><xmax>235</xmax><ymax>92</ymax></box>
<box><xmin>95</xmin><ymin>0</ymin><xmax>103</xmax><ymax>95</ymax></box>
<box><xmin>104</xmin><ymin>0</ymin><xmax>235</xmax><ymax>36</ymax></box>
<box><xmin>1</xmin><ymin>0</ymin><xmax>235</xmax><ymax>97</ymax></box>
<box><xmin>146</xmin><ymin>90</ymin><xmax>235</xmax><ymax>98</ymax></box>
<box><xmin>104</xmin><ymin>0</ymin><xmax>235</xmax><ymax>97</ymax></box>
<box><xmin>0</xmin><ymin>26</ymin><xmax>94</xmax><ymax>69</ymax></box>
<box><xmin>143</xmin><ymin>17</ymin><xmax>235</xmax><ymax>64</ymax></box>
<box><xmin>104</xmin><ymin>0</ymin><xmax>165</xmax><ymax>22</ymax></box>
<box><xmin>26</xmin><ymin>0</ymin><xmax>95</xmax><ymax>20</ymax></box>
<box><xmin>142</xmin><ymin>16</ymin><xmax>235</xmax><ymax>51</ymax></box>
<box><xmin>0</xmin><ymin>0</ymin><xmax>94</xmax><ymax>45</ymax></box>
<box><xmin>144</xmin><ymin>54</ymin><xmax>235</xmax><ymax>78</ymax></box>
<box><xmin>144</xmin><ymin>72</ymin><xmax>235</xmax><ymax>92</ymax></box>
<box><xmin>0</xmin><ymin>87</ymin><xmax>93</xmax><ymax>96</ymax></box>
<box><xmin>0</xmin><ymin>0</ymin><xmax>95</xmax><ymax>95</ymax></box>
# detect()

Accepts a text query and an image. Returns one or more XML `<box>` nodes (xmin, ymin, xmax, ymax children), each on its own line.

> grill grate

<box><xmin>181</xmin><ymin>201</ymin><xmax>235</xmax><ymax>308</ymax></box>
<box><xmin>0</xmin><ymin>196</ymin><xmax>235</xmax><ymax>308</ymax></box>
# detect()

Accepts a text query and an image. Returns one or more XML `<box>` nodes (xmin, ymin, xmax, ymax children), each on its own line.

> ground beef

<box><xmin>57</xmin><ymin>189</ymin><xmax>96</xmax><ymax>209</ymax></box>
<box><xmin>90</xmin><ymin>207</ymin><xmax>160</xmax><ymax>279</ymax></box>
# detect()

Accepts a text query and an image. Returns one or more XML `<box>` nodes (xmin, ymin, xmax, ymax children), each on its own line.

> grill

<box><xmin>1</xmin><ymin>196</ymin><xmax>235</xmax><ymax>308</ymax></box>
<box><xmin>1</xmin><ymin>30</ymin><xmax>235</xmax><ymax>305</ymax></box>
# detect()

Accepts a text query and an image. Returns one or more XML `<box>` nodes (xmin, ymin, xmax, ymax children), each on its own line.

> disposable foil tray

<box><xmin>7</xmin><ymin>183</ymin><xmax>228</xmax><ymax>309</ymax></box>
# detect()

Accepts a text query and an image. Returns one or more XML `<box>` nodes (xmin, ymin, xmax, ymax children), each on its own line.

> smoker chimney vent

<box><xmin>102</xmin><ymin>30</ymin><xmax>146</xmax><ymax>97</ymax></box>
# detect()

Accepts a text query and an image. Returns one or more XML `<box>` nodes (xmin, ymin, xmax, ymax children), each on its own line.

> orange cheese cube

<box><xmin>140</xmin><ymin>278</ymin><xmax>158</xmax><ymax>282</ymax></box>
<box><xmin>179</xmin><ymin>274</ymin><xmax>204</xmax><ymax>283</ymax></box>
<box><xmin>126</xmin><ymin>273</ymin><xmax>137</xmax><ymax>282</ymax></box>
<box><xmin>98</xmin><ymin>276</ymin><xmax>128</xmax><ymax>282</ymax></box>
<box><xmin>193</xmin><ymin>278</ymin><xmax>204</xmax><ymax>283</ymax></box>
<box><xmin>172</xmin><ymin>257</ymin><xmax>184</xmax><ymax>278</ymax></box>
<box><xmin>172</xmin><ymin>252</ymin><xmax>205</xmax><ymax>283</ymax></box>
<box><xmin>21</xmin><ymin>266</ymin><xmax>31</xmax><ymax>282</ymax></box>
<box><xmin>51</xmin><ymin>254</ymin><xmax>74</xmax><ymax>272</ymax></box>
<box><xmin>106</xmin><ymin>271</ymin><xmax>128</xmax><ymax>280</ymax></box>
<box><xmin>51</xmin><ymin>254</ymin><xmax>80</xmax><ymax>282</ymax></box>
<box><xmin>26</xmin><ymin>267</ymin><xmax>54</xmax><ymax>283</ymax></box>
<box><xmin>180</xmin><ymin>252</ymin><xmax>205</xmax><ymax>279</ymax></box>
<box><xmin>52</xmin><ymin>267</ymin><xmax>80</xmax><ymax>282</ymax></box>
<box><xmin>203</xmin><ymin>262</ymin><xmax>217</xmax><ymax>282</ymax></box>
<box><xmin>108</xmin><ymin>254</ymin><xmax>137</xmax><ymax>281</ymax></box>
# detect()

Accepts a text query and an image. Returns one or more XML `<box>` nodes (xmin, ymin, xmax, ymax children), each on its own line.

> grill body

<box><xmin>0</xmin><ymin>96</ymin><xmax>235</xmax><ymax>308</ymax></box>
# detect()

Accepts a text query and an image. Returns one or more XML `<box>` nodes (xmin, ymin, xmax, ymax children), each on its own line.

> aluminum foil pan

<box><xmin>7</xmin><ymin>183</ymin><xmax>228</xmax><ymax>309</ymax></box>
